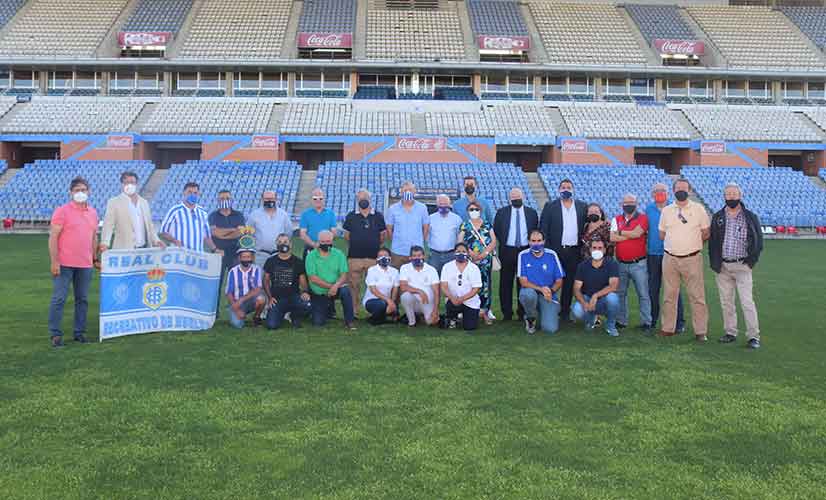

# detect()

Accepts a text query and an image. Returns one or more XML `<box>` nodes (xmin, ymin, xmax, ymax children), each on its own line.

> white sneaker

<box><xmin>284</xmin><ymin>312</ymin><xmax>291</xmax><ymax>322</ymax></box>
<box><xmin>487</xmin><ymin>310</ymin><xmax>496</xmax><ymax>320</ymax></box>
<box><xmin>525</xmin><ymin>318</ymin><xmax>537</xmax><ymax>334</ymax></box>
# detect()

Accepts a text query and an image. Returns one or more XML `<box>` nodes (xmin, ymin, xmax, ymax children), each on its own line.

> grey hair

<box><xmin>400</xmin><ymin>180</ymin><xmax>415</xmax><ymax>190</ymax></box>
<box><xmin>356</xmin><ymin>188</ymin><xmax>371</xmax><ymax>198</ymax></box>
<box><xmin>623</xmin><ymin>193</ymin><xmax>638</xmax><ymax>203</ymax></box>
<box><xmin>724</xmin><ymin>182</ymin><xmax>743</xmax><ymax>196</ymax></box>
<box><xmin>436</xmin><ymin>193</ymin><xmax>451</xmax><ymax>204</ymax></box>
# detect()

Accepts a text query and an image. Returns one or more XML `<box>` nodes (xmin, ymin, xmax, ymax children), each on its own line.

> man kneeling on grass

<box><xmin>399</xmin><ymin>245</ymin><xmax>440</xmax><ymax>328</ymax></box>
<box><xmin>226</xmin><ymin>248</ymin><xmax>267</xmax><ymax>329</ymax></box>
<box><xmin>305</xmin><ymin>230</ymin><xmax>356</xmax><ymax>330</ymax></box>
<box><xmin>263</xmin><ymin>234</ymin><xmax>312</xmax><ymax>330</ymax></box>
<box><xmin>517</xmin><ymin>230</ymin><xmax>564</xmax><ymax>335</ymax></box>
<box><xmin>572</xmin><ymin>238</ymin><xmax>621</xmax><ymax>337</ymax></box>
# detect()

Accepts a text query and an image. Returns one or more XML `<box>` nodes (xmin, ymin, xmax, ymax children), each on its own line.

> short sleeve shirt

<box><xmin>453</xmin><ymin>196</ymin><xmax>494</xmax><ymax>224</ymax></box>
<box><xmin>428</xmin><ymin>211</ymin><xmax>463</xmax><ymax>252</ymax></box>
<box><xmin>517</xmin><ymin>248</ymin><xmax>565</xmax><ymax>296</ymax></box>
<box><xmin>658</xmin><ymin>201</ymin><xmax>710</xmax><ymax>256</ymax></box>
<box><xmin>51</xmin><ymin>202</ymin><xmax>99</xmax><ymax>268</ymax></box>
<box><xmin>249</xmin><ymin>207</ymin><xmax>292</xmax><ymax>252</ymax></box>
<box><xmin>263</xmin><ymin>254</ymin><xmax>305</xmax><ymax>300</ymax></box>
<box><xmin>362</xmin><ymin>265</ymin><xmax>400</xmax><ymax>306</ymax></box>
<box><xmin>300</xmin><ymin>208</ymin><xmax>337</xmax><ymax>242</ymax></box>
<box><xmin>399</xmin><ymin>262</ymin><xmax>440</xmax><ymax>301</ymax></box>
<box><xmin>440</xmin><ymin>260</ymin><xmax>483</xmax><ymax>309</ymax></box>
<box><xmin>208</xmin><ymin>209</ymin><xmax>245</xmax><ymax>253</ymax></box>
<box><xmin>385</xmin><ymin>201</ymin><xmax>430</xmax><ymax>255</ymax></box>
<box><xmin>342</xmin><ymin>210</ymin><xmax>386</xmax><ymax>258</ymax></box>
<box><xmin>304</xmin><ymin>247</ymin><xmax>348</xmax><ymax>295</ymax></box>
<box><xmin>575</xmin><ymin>258</ymin><xmax>620</xmax><ymax>297</ymax></box>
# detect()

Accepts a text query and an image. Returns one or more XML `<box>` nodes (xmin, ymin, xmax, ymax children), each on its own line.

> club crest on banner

<box><xmin>142</xmin><ymin>267</ymin><xmax>168</xmax><ymax>310</ymax></box>
<box><xmin>238</xmin><ymin>226</ymin><xmax>256</xmax><ymax>251</ymax></box>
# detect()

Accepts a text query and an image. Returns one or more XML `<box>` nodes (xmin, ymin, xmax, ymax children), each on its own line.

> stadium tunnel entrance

<box><xmin>496</xmin><ymin>145</ymin><xmax>546</xmax><ymax>172</ymax></box>
<box><xmin>769</xmin><ymin>151</ymin><xmax>804</xmax><ymax>172</ymax></box>
<box><xmin>285</xmin><ymin>142</ymin><xmax>343</xmax><ymax>170</ymax></box>
<box><xmin>0</xmin><ymin>141</ymin><xmax>60</xmax><ymax>168</ymax></box>
<box><xmin>140</xmin><ymin>142</ymin><xmax>202</xmax><ymax>169</ymax></box>
<box><xmin>635</xmin><ymin>148</ymin><xmax>681</xmax><ymax>174</ymax></box>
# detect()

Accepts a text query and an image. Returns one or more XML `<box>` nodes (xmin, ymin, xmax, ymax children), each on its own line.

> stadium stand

<box><xmin>425</xmin><ymin>111</ymin><xmax>491</xmax><ymax>137</ymax></box>
<box><xmin>150</xmin><ymin>161</ymin><xmax>301</xmax><ymax>221</ymax></box>
<box><xmin>298</xmin><ymin>0</ymin><xmax>356</xmax><ymax>33</ymax></box>
<box><xmin>559</xmin><ymin>105</ymin><xmax>690</xmax><ymax>140</ymax></box>
<box><xmin>625</xmin><ymin>4</ymin><xmax>697</xmax><ymax>46</ymax></box>
<box><xmin>681</xmin><ymin>107</ymin><xmax>821</xmax><ymax>142</ymax></box>
<box><xmin>178</xmin><ymin>0</ymin><xmax>292</xmax><ymax>59</ymax></box>
<box><xmin>687</xmin><ymin>6</ymin><xmax>823</xmax><ymax>69</ymax></box>
<box><xmin>782</xmin><ymin>6</ymin><xmax>826</xmax><ymax>52</ymax></box>
<box><xmin>141</xmin><ymin>101</ymin><xmax>272</xmax><ymax>134</ymax></box>
<box><xmin>538</xmin><ymin>164</ymin><xmax>672</xmax><ymax>214</ymax></box>
<box><xmin>467</xmin><ymin>0</ymin><xmax>528</xmax><ymax>36</ymax></box>
<box><xmin>0</xmin><ymin>159</ymin><xmax>6</xmax><ymax>177</ymax></box>
<box><xmin>0</xmin><ymin>100</ymin><xmax>145</xmax><ymax>134</ymax></box>
<box><xmin>0</xmin><ymin>0</ymin><xmax>26</xmax><ymax>29</ymax></box>
<box><xmin>0</xmin><ymin>0</ymin><xmax>128</xmax><ymax>56</ymax></box>
<box><xmin>316</xmin><ymin>162</ymin><xmax>536</xmax><ymax>218</ymax></box>
<box><xmin>280</xmin><ymin>103</ymin><xmax>411</xmax><ymax>135</ymax></box>
<box><xmin>366</xmin><ymin>9</ymin><xmax>466</xmax><ymax>61</ymax></box>
<box><xmin>123</xmin><ymin>0</ymin><xmax>194</xmax><ymax>34</ymax></box>
<box><xmin>426</xmin><ymin>104</ymin><xmax>558</xmax><ymax>137</ymax></box>
<box><xmin>682</xmin><ymin>165</ymin><xmax>826</xmax><ymax>227</ymax></box>
<box><xmin>0</xmin><ymin>97</ymin><xmax>16</xmax><ymax>118</ymax></box>
<box><xmin>0</xmin><ymin>160</ymin><xmax>155</xmax><ymax>222</ymax></box>
<box><xmin>802</xmin><ymin>108</ymin><xmax>826</xmax><ymax>134</ymax></box>
<box><xmin>529</xmin><ymin>2</ymin><xmax>647</xmax><ymax>65</ymax></box>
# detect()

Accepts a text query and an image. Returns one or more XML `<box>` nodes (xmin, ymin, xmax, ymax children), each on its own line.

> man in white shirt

<box><xmin>248</xmin><ymin>190</ymin><xmax>293</xmax><ymax>267</ymax></box>
<box><xmin>399</xmin><ymin>245</ymin><xmax>441</xmax><ymax>327</ymax></box>
<box><xmin>362</xmin><ymin>248</ymin><xmax>400</xmax><ymax>325</ymax></box>
<box><xmin>427</xmin><ymin>194</ymin><xmax>462</xmax><ymax>275</ymax></box>
<box><xmin>100</xmin><ymin>171</ymin><xmax>163</xmax><ymax>251</ymax></box>
<box><xmin>440</xmin><ymin>242</ymin><xmax>483</xmax><ymax>331</ymax></box>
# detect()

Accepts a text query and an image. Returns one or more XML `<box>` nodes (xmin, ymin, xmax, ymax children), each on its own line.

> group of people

<box><xmin>47</xmin><ymin>171</ymin><xmax>764</xmax><ymax>350</ymax></box>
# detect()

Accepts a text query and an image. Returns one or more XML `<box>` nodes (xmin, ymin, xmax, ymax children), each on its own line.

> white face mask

<box><xmin>591</xmin><ymin>250</ymin><xmax>604</xmax><ymax>261</ymax></box>
<box><xmin>123</xmin><ymin>183</ymin><xmax>137</xmax><ymax>196</ymax></box>
<box><xmin>72</xmin><ymin>191</ymin><xmax>88</xmax><ymax>204</ymax></box>
<box><xmin>468</xmin><ymin>209</ymin><xmax>481</xmax><ymax>220</ymax></box>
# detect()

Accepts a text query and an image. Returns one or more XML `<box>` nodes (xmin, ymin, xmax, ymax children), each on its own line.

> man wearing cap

<box><xmin>225</xmin><ymin>247</ymin><xmax>267</xmax><ymax>329</ymax></box>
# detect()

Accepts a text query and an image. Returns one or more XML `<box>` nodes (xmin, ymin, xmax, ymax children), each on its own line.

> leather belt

<box><xmin>723</xmin><ymin>258</ymin><xmax>745</xmax><ymax>263</ymax></box>
<box><xmin>665</xmin><ymin>250</ymin><xmax>700</xmax><ymax>259</ymax></box>
<box><xmin>430</xmin><ymin>249</ymin><xmax>453</xmax><ymax>254</ymax></box>
<box><xmin>618</xmin><ymin>256</ymin><xmax>646</xmax><ymax>264</ymax></box>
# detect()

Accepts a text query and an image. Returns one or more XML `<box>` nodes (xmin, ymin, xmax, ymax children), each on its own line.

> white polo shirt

<box><xmin>362</xmin><ymin>264</ymin><xmax>400</xmax><ymax>306</ymax></box>
<box><xmin>440</xmin><ymin>260</ymin><xmax>483</xmax><ymax>309</ymax></box>
<box><xmin>399</xmin><ymin>262</ymin><xmax>440</xmax><ymax>301</ymax></box>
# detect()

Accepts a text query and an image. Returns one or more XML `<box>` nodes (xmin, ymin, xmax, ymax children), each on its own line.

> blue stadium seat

<box><xmin>625</xmin><ymin>4</ymin><xmax>698</xmax><ymax>46</ymax></box>
<box><xmin>467</xmin><ymin>0</ymin><xmax>529</xmax><ymax>36</ymax></box>
<box><xmin>297</xmin><ymin>0</ymin><xmax>356</xmax><ymax>33</ymax></box>
<box><xmin>0</xmin><ymin>0</ymin><xmax>25</xmax><ymax>29</ymax></box>
<box><xmin>123</xmin><ymin>0</ymin><xmax>194</xmax><ymax>34</ymax></box>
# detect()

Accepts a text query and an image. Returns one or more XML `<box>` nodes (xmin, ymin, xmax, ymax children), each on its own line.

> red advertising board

<box><xmin>477</xmin><ymin>35</ymin><xmax>530</xmax><ymax>52</ymax></box>
<box><xmin>106</xmin><ymin>135</ymin><xmax>134</xmax><ymax>149</ymax></box>
<box><xmin>118</xmin><ymin>31</ymin><xmax>173</xmax><ymax>47</ymax></box>
<box><xmin>297</xmin><ymin>32</ymin><xmax>352</xmax><ymax>49</ymax></box>
<box><xmin>251</xmin><ymin>135</ymin><xmax>278</xmax><ymax>149</ymax></box>
<box><xmin>700</xmin><ymin>141</ymin><xmax>726</xmax><ymax>154</ymax></box>
<box><xmin>653</xmin><ymin>39</ymin><xmax>705</xmax><ymax>56</ymax></box>
<box><xmin>560</xmin><ymin>139</ymin><xmax>587</xmax><ymax>153</ymax></box>
<box><xmin>394</xmin><ymin>137</ymin><xmax>448</xmax><ymax>151</ymax></box>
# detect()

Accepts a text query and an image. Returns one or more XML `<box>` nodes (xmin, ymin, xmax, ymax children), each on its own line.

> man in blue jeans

<box><xmin>572</xmin><ymin>239</ymin><xmax>621</xmax><ymax>337</ymax></box>
<box><xmin>645</xmin><ymin>183</ymin><xmax>685</xmax><ymax>333</ymax></box>
<box><xmin>517</xmin><ymin>230</ymin><xmax>564</xmax><ymax>334</ymax></box>
<box><xmin>225</xmin><ymin>248</ymin><xmax>267</xmax><ymax>329</ymax></box>
<box><xmin>610</xmin><ymin>193</ymin><xmax>653</xmax><ymax>333</ymax></box>
<box><xmin>263</xmin><ymin>234</ymin><xmax>312</xmax><ymax>330</ymax></box>
<box><xmin>305</xmin><ymin>230</ymin><xmax>356</xmax><ymax>330</ymax></box>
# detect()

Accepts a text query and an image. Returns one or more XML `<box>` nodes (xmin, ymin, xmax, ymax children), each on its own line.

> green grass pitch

<box><xmin>1</xmin><ymin>234</ymin><xmax>825</xmax><ymax>499</ymax></box>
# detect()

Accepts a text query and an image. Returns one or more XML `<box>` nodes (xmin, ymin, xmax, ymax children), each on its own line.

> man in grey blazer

<box><xmin>100</xmin><ymin>171</ymin><xmax>164</xmax><ymax>251</ymax></box>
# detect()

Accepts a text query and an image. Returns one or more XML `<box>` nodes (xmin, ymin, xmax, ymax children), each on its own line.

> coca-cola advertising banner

<box><xmin>560</xmin><ymin>139</ymin><xmax>588</xmax><ymax>153</ymax></box>
<box><xmin>251</xmin><ymin>135</ymin><xmax>278</xmax><ymax>149</ymax></box>
<box><xmin>298</xmin><ymin>32</ymin><xmax>352</xmax><ymax>49</ymax></box>
<box><xmin>653</xmin><ymin>39</ymin><xmax>705</xmax><ymax>56</ymax></box>
<box><xmin>700</xmin><ymin>141</ymin><xmax>726</xmax><ymax>154</ymax></box>
<box><xmin>118</xmin><ymin>31</ymin><xmax>172</xmax><ymax>47</ymax></box>
<box><xmin>394</xmin><ymin>137</ymin><xmax>448</xmax><ymax>151</ymax></box>
<box><xmin>477</xmin><ymin>35</ymin><xmax>530</xmax><ymax>52</ymax></box>
<box><xmin>106</xmin><ymin>135</ymin><xmax>134</xmax><ymax>149</ymax></box>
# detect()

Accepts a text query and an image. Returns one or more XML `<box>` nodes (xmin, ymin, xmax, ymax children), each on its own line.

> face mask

<box><xmin>468</xmin><ymin>209</ymin><xmax>481</xmax><ymax>220</ymax></box>
<box><xmin>240</xmin><ymin>261</ymin><xmax>253</xmax><ymax>268</ymax></box>
<box><xmin>623</xmin><ymin>205</ymin><xmax>636</xmax><ymax>215</ymax></box>
<box><xmin>560</xmin><ymin>190</ymin><xmax>573</xmax><ymax>200</ymax></box>
<box><xmin>402</xmin><ymin>191</ymin><xmax>414</xmax><ymax>202</ymax></box>
<box><xmin>73</xmin><ymin>191</ymin><xmax>88</xmax><ymax>204</ymax></box>
<box><xmin>587</xmin><ymin>213</ymin><xmax>600</xmax><ymax>223</ymax></box>
<box><xmin>377</xmin><ymin>256</ymin><xmax>390</xmax><ymax>268</ymax></box>
<box><xmin>591</xmin><ymin>250</ymin><xmax>604</xmax><ymax>261</ymax></box>
<box><xmin>511</xmin><ymin>199</ymin><xmax>523</xmax><ymax>209</ymax></box>
<box><xmin>654</xmin><ymin>192</ymin><xmax>668</xmax><ymax>204</ymax></box>
<box><xmin>674</xmin><ymin>191</ymin><xmax>689</xmax><ymax>202</ymax></box>
<box><xmin>454</xmin><ymin>253</ymin><xmax>468</xmax><ymax>263</ymax></box>
<box><xmin>358</xmin><ymin>199</ymin><xmax>370</xmax><ymax>210</ymax></box>
<box><xmin>438</xmin><ymin>206</ymin><xmax>451</xmax><ymax>215</ymax></box>
<box><xmin>277</xmin><ymin>244</ymin><xmax>291</xmax><ymax>254</ymax></box>
<box><xmin>464</xmin><ymin>185</ymin><xmax>475</xmax><ymax>195</ymax></box>
<box><xmin>725</xmin><ymin>199</ymin><xmax>741</xmax><ymax>209</ymax></box>
<box><xmin>263</xmin><ymin>200</ymin><xmax>276</xmax><ymax>209</ymax></box>
<box><xmin>411</xmin><ymin>257</ymin><xmax>424</xmax><ymax>268</ymax></box>
<box><xmin>185</xmin><ymin>193</ymin><xmax>199</xmax><ymax>205</ymax></box>
<box><xmin>218</xmin><ymin>199</ymin><xmax>232</xmax><ymax>210</ymax></box>
<box><xmin>530</xmin><ymin>243</ymin><xmax>544</xmax><ymax>253</ymax></box>
<box><xmin>123</xmin><ymin>183</ymin><xmax>137</xmax><ymax>196</ymax></box>
<box><xmin>318</xmin><ymin>243</ymin><xmax>332</xmax><ymax>252</ymax></box>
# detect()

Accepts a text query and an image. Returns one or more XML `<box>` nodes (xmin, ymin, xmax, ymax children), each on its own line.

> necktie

<box><xmin>515</xmin><ymin>209</ymin><xmax>522</xmax><ymax>247</ymax></box>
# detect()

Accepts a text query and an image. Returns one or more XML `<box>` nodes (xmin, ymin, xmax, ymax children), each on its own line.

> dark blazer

<box><xmin>709</xmin><ymin>203</ymin><xmax>763</xmax><ymax>273</ymax></box>
<box><xmin>493</xmin><ymin>205</ymin><xmax>539</xmax><ymax>249</ymax></box>
<box><xmin>540</xmin><ymin>198</ymin><xmax>588</xmax><ymax>252</ymax></box>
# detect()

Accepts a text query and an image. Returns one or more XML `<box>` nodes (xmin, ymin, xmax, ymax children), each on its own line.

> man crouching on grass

<box><xmin>225</xmin><ymin>248</ymin><xmax>267</xmax><ymax>329</ymax></box>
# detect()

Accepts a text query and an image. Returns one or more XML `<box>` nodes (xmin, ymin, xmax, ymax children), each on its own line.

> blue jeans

<box><xmin>572</xmin><ymin>292</ymin><xmax>620</xmax><ymax>334</ymax></box>
<box><xmin>518</xmin><ymin>288</ymin><xmax>561</xmax><ymax>334</ymax></box>
<box><xmin>365</xmin><ymin>298</ymin><xmax>391</xmax><ymax>325</ymax></box>
<box><xmin>310</xmin><ymin>286</ymin><xmax>355</xmax><ymax>326</ymax></box>
<box><xmin>647</xmin><ymin>254</ymin><xmax>685</xmax><ymax>330</ymax></box>
<box><xmin>266</xmin><ymin>294</ymin><xmax>311</xmax><ymax>329</ymax></box>
<box><xmin>427</xmin><ymin>250</ymin><xmax>454</xmax><ymax>276</ymax></box>
<box><xmin>617</xmin><ymin>259</ymin><xmax>652</xmax><ymax>326</ymax></box>
<box><xmin>48</xmin><ymin>266</ymin><xmax>92</xmax><ymax>338</ymax></box>
<box><xmin>227</xmin><ymin>294</ymin><xmax>264</xmax><ymax>329</ymax></box>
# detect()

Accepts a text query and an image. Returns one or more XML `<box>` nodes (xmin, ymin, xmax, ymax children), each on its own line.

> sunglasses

<box><xmin>312</xmin><ymin>197</ymin><xmax>324</xmax><ymax>201</ymax></box>
<box><xmin>677</xmin><ymin>209</ymin><xmax>688</xmax><ymax>224</ymax></box>
<box><xmin>457</xmin><ymin>273</ymin><xmax>462</xmax><ymax>287</ymax></box>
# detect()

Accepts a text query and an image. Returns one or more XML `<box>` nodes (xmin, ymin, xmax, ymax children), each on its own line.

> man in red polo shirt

<box><xmin>48</xmin><ymin>177</ymin><xmax>100</xmax><ymax>348</ymax></box>
<box><xmin>610</xmin><ymin>193</ymin><xmax>653</xmax><ymax>333</ymax></box>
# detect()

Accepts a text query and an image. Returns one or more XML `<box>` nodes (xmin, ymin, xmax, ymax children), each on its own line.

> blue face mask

<box><xmin>378</xmin><ymin>256</ymin><xmax>391</xmax><ymax>268</ymax></box>
<box><xmin>454</xmin><ymin>253</ymin><xmax>468</xmax><ymax>263</ymax></box>
<box><xmin>411</xmin><ymin>257</ymin><xmax>424</xmax><ymax>268</ymax></box>
<box><xmin>530</xmin><ymin>243</ymin><xmax>545</xmax><ymax>253</ymax></box>
<box><xmin>186</xmin><ymin>193</ymin><xmax>199</xmax><ymax>205</ymax></box>
<box><xmin>438</xmin><ymin>206</ymin><xmax>451</xmax><ymax>215</ymax></box>
<box><xmin>402</xmin><ymin>191</ymin><xmax>414</xmax><ymax>202</ymax></box>
<box><xmin>560</xmin><ymin>190</ymin><xmax>573</xmax><ymax>200</ymax></box>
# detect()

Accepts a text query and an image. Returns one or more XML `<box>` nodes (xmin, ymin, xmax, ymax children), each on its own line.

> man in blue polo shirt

<box><xmin>517</xmin><ymin>229</ymin><xmax>565</xmax><ymax>334</ymax></box>
<box><xmin>645</xmin><ymin>183</ymin><xmax>685</xmax><ymax>333</ymax></box>
<box><xmin>300</xmin><ymin>187</ymin><xmax>337</xmax><ymax>258</ymax></box>
<box><xmin>453</xmin><ymin>176</ymin><xmax>494</xmax><ymax>224</ymax></box>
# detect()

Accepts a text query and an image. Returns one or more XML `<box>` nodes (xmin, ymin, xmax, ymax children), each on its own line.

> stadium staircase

<box><xmin>520</xmin><ymin>2</ymin><xmax>548</xmax><ymax>63</ymax></box>
<box><xmin>0</xmin><ymin>101</ymin><xmax>27</xmax><ymax>128</ymax></box>
<box><xmin>0</xmin><ymin>168</ymin><xmax>19</xmax><ymax>188</ymax></box>
<box><xmin>353</xmin><ymin>0</ymin><xmax>368</xmax><ymax>59</ymax></box>
<box><xmin>140</xmin><ymin>168</ymin><xmax>169</xmax><ymax>201</ymax></box>
<box><xmin>455</xmin><ymin>0</ymin><xmax>479</xmax><ymax>62</ymax></box>
<box><xmin>618</xmin><ymin>6</ymin><xmax>661</xmax><ymax>66</ymax></box>
<box><xmin>293</xmin><ymin>170</ymin><xmax>318</xmax><ymax>219</ymax></box>
<box><xmin>128</xmin><ymin>102</ymin><xmax>158</xmax><ymax>132</ymax></box>
<box><xmin>810</xmin><ymin>176</ymin><xmax>826</xmax><ymax>190</ymax></box>
<box><xmin>677</xmin><ymin>7</ymin><xmax>725</xmax><ymax>67</ymax></box>
<box><xmin>165</xmin><ymin>0</ymin><xmax>205</xmax><ymax>59</ymax></box>
<box><xmin>547</xmin><ymin>108</ymin><xmax>570</xmax><ymax>136</ymax></box>
<box><xmin>798</xmin><ymin>111</ymin><xmax>826</xmax><ymax>138</ymax></box>
<box><xmin>411</xmin><ymin>113</ymin><xmax>427</xmax><ymax>135</ymax></box>
<box><xmin>95</xmin><ymin>0</ymin><xmax>143</xmax><ymax>58</ymax></box>
<box><xmin>267</xmin><ymin>104</ymin><xmax>285</xmax><ymax>133</ymax></box>
<box><xmin>672</xmin><ymin>109</ymin><xmax>703</xmax><ymax>140</ymax></box>
<box><xmin>279</xmin><ymin>1</ymin><xmax>302</xmax><ymax>59</ymax></box>
<box><xmin>526</xmin><ymin>172</ymin><xmax>549</xmax><ymax>209</ymax></box>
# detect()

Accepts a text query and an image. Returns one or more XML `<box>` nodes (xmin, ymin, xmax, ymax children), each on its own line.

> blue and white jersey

<box><xmin>225</xmin><ymin>264</ymin><xmax>263</xmax><ymax>301</ymax></box>
<box><xmin>517</xmin><ymin>248</ymin><xmax>565</xmax><ymax>291</ymax></box>
<box><xmin>161</xmin><ymin>203</ymin><xmax>210</xmax><ymax>253</ymax></box>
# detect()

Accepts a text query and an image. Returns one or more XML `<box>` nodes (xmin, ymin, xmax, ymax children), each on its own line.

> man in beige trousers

<box><xmin>658</xmin><ymin>178</ymin><xmax>710</xmax><ymax>342</ymax></box>
<box><xmin>100</xmin><ymin>171</ymin><xmax>164</xmax><ymax>251</ymax></box>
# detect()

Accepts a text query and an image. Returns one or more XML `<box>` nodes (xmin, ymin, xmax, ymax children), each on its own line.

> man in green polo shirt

<box><xmin>305</xmin><ymin>230</ymin><xmax>355</xmax><ymax>330</ymax></box>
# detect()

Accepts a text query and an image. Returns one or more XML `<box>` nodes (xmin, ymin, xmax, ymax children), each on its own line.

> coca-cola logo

<box><xmin>701</xmin><ymin>141</ymin><xmax>726</xmax><ymax>154</ymax></box>
<box><xmin>478</xmin><ymin>35</ymin><xmax>530</xmax><ymax>51</ymax></box>
<box><xmin>561</xmin><ymin>139</ymin><xmax>587</xmax><ymax>153</ymax></box>
<box><xmin>654</xmin><ymin>39</ymin><xmax>704</xmax><ymax>56</ymax></box>
<box><xmin>251</xmin><ymin>135</ymin><xmax>278</xmax><ymax>149</ymax></box>
<box><xmin>118</xmin><ymin>31</ymin><xmax>171</xmax><ymax>47</ymax></box>
<box><xmin>106</xmin><ymin>135</ymin><xmax>133</xmax><ymax>149</ymax></box>
<box><xmin>298</xmin><ymin>32</ymin><xmax>352</xmax><ymax>49</ymax></box>
<box><xmin>395</xmin><ymin>137</ymin><xmax>447</xmax><ymax>151</ymax></box>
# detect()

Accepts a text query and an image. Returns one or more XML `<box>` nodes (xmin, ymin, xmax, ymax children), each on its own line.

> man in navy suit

<box><xmin>493</xmin><ymin>187</ymin><xmax>539</xmax><ymax>321</ymax></box>
<box><xmin>539</xmin><ymin>178</ymin><xmax>588</xmax><ymax>321</ymax></box>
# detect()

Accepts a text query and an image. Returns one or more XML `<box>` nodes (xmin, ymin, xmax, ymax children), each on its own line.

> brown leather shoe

<box><xmin>695</xmin><ymin>334</ymin><xmax>708</xmax><ymax>343</ymax></box>
<box><xmin>658</xmin><ymin>330</ymin><xmax>676</xmax><ymax>337</ymax></box>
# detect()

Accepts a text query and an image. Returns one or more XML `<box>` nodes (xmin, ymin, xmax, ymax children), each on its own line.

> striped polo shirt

<box><xmin>161</xmin><ymin>203</ymin><xmax>210</xmax><ymax>253</ymax></box>
<box><xmin>225</xmin><ymin>264</ymin><xmax>263</xmax><ymax>301</ymax></box>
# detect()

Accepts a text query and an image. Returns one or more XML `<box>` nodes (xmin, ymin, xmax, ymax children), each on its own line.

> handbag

<box><xmin>468</xmin><ymin>223</ymin><xmax>501</xmax><ymax>272</ymax></box>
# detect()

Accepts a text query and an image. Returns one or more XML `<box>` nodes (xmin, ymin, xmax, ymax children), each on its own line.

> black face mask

<box><xmin>587</xmin><ymin>213</ymin><xmax>600</xmax><ymax>223</ymax></box>
<box><xmin>464</xmin><ymin>185</ymin><xmax>475</xmax><ymax>195</ymax></box>
<box><xmin>358</xmin><ymin>199</ymin><xmax>370</xmax><ymax>210</ymax></box>
<box><xmin>674</xmin><ymin>191</ymin><xmax>689</xmax><ymax>202</ymax></box>
<box><xmin>240</xmin><ymin>261</ymin><xmax>253</xmax><ymax>268</ymax></box>
<box><xmin>725</xmin><ymin>199</ymin><xmax>741</xmax><ymax>209</ymax></box>
<box><xmin>511</xmin><ymin>199</ymin><xmax>523</xmax><ymax>209</ymax></box>
<box><xmin>623</xmin><ymin>205</ymin><xmax>636</xmax><ymax>215</ymax></box>
<box><xmin>263</xmin><ymin>200</ymin><xmax>276</xmax><ymax>209</ymax></box>
<box><xmin>277</xmin><ymin>244</ymin><xmax>291</xmax><ymax>254</ymax></box>
<box><xmin>318</xmin><ymin>243</ymin><xmax>332</xmax><ymax>252</ymax></box>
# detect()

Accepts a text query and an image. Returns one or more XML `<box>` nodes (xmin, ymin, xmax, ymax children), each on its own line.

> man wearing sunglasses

<box><xmin>300</xmin><ymin>187</ymin><xmax>337</xmax><ymax>259</ymax></box>
<box><xmin>658</xmin><ymin>178</ymin><xmax>710</xmax><ymax>342</ymax></box>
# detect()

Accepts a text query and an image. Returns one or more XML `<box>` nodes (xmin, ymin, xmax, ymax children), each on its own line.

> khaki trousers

<box><xmin>715</xmin><ymin>262</ymin><xmax>760</xmax><ymax>340</ymax></box>
<box><xmin>662</xmin><ymin>253</ymin><xmax>708</xmax><ymax>335</ymax></box>
<box><xmin>347</xmin><ymin>258</ymin><xmax>374</xmax><ymax>312</ymax></box>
